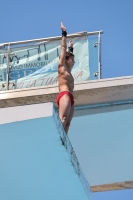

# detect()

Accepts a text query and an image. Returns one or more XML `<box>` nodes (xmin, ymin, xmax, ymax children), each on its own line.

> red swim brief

<box><xmin>56</xmin><ymin>91</ymin><xmax>74</xmax><ymax>106</ymax></box>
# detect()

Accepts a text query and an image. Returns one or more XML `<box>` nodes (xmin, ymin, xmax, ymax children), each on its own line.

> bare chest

<box><xmin>58</xmin><ymin>66</ymin><xmax>74</xmax><ymax>82</ymax></box>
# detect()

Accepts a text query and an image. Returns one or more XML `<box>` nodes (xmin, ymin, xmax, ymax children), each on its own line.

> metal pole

<box><xmin>0</xmin><ymin>30</ymin><xmax>103</xmax><ymax>47</ymax></box>
<box><xmin>99</xmin><ymin>32</ymin><xmax>102</xmax><ymax>78</ymax></box>
<box><xmin>98</xmin><ymin>32</ymin><xmax>101</xmax><ymax>79</ymax></box>
<box><xmin>6</xmin><ymin>44</ymin><xmax>10</xmax><ymax>90</ymax></box>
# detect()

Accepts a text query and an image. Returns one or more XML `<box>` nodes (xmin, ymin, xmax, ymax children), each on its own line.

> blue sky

<box><xmin>0</xmin><ymin>0</ymin><xmax>133</xmax><ymax>199</ymax></box>
<box><xmin>0</xmin><ymin>0</ymin><xmax>133</xmax><ymax>79</ymax></box>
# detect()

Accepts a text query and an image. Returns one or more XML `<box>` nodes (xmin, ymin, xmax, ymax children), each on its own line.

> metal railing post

<box><xmin>98</xmin><ymin>32</ymin><xmax>101</xmax><ymax>79</ymax></box>
<box><xmin>6</xmin><ymin>44</ymin><xmax>10</xmax><ymax>90</ymax></box>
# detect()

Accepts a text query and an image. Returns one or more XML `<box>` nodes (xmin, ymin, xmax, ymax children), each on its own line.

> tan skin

<box><xmin>58</xmin><ymin>22</ymin><xmax>75</xmax><ymax>134</ymax></box>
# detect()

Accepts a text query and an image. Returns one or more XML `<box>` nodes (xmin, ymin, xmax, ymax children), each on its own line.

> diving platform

<box><xmin>0</xmin><ymin>103</ymin><xmax>91</xmax><ymax>200</ymax></box>
<box><xmin>0</xmin><ymin>75</ymin><xmax>133</xmax><ymax>108</ymax></box>
<box><xmin>0</xmin><ymin>75</ymin><xmax>133</xmax><ymax>193</ymax></box>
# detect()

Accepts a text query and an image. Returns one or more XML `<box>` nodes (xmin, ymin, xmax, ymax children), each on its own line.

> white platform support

<box><xmin>0</xmin><ymin>75</ymin><xmax>133</xmax><ymax>192</ymax></box>
<box><xmin>0</xmin><ymin>103</ymin><xmax>91</xmax><ymax>200</ymax></box>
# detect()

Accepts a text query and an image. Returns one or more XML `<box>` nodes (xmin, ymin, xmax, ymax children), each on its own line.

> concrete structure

<box><xmin>0</xmin><ymin>103</ymin><xmax>91</xmax><ymax>200</ymax></box>
<box><xmin>0</xmin><ymin>75</ymin><xmax>133</xmax><ymax>194</ymax></box>
<box><xmin>0</xmin><ymin>75</ymin><xmax>133</xmax><ymax>108</ymax></box>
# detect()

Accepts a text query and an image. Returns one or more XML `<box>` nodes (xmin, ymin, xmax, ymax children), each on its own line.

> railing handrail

<box><xmin>0</xmin><ymin>30</ymin><xmax>103</xmax><ymax>47</ymax></box>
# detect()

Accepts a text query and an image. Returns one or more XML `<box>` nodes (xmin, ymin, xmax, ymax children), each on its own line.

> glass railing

<box><xmin>0</xmin><ymin>31</ymin><xmax>103</xmax><ymax>91</ymax></box>
<box><xmin>8</xmin><ymin>42</ymin><xmax>61</xmax><ymax>90</ymax></box>
<box><xmin>0</xmin><ymin>49</ymin><xmax>8</xmax><ymax>90</ymax></box>
<box><xmin>88</xmin><ymin>36</ymin><xmax>99</xmax><ymax>80</ymax></box>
